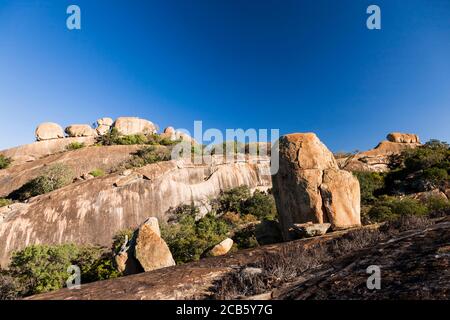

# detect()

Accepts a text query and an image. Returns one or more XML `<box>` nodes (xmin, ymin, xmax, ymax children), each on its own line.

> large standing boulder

<box><xmin>387</xmin><ymin>132</ymin><xmax>420</xmax><ymax>144</ymax></box>
<box><xmin>65</xmin><ymin>124</ymin><xmax>97</xmax><ymax>137</ymax></box>
<box><xmin>134</xmin><ymin>218</ymin><xmax>175</xmax><ymax>272</ymax></box>
<box><xmin>113</xmin><ymin>117</ymin><xmax>157</xmax><ymax>136</ymax></box>
<box><xmin>272</xmin><ymin>133</ymin><xmax>361</xmax><ymax>240</ymax></box>
<box><xmin>35</xmin><ymin>122</ymin><xmax>65</xmax><ymax>141</ymax></box>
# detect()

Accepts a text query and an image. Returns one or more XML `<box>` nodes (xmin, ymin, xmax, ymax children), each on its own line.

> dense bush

<box><xmin>9</xmin><ymin>164</ymin><xmax>74</xmax><ymax>201</ymax></box>
<box><xmin>65</xmin><ymin>142</ymin><xmax>85</xmax><ymax>151</ymax></box>
<box><xmin>161</xmin><ymin>212</ymin><xmax>230</xmax><ymax>264</ymax></box>
<box><xmin>0</xmin><ymin>155</ymin><xmax>12</xmax><ymax>170</ymax></box>
<box><xmin>6</xmin><ymin>244</ymin><xmax>118</xmax><ymax>297</ymax></box>
<box><xmin>354</xmin><ymin>172</ymin><xmax>385</xmax><ymax>204</ymax></box>
<box><xmin>385</xmin><ymin>140</ymin><xmax>450</xmax><ymax>194</ymax></box>
<box><xmin>241</xmin><ymin>190</ymin><xmax>277</xmax><ymax>221</ymax></box>
<box><xmin>127</xmin><ymin>146</ymin><xmax>171</xmax><ymax>168</ymax></box>
<box><xmin>214</xmin><ymin>186</ymin><xmax>251</xmax><ymax>215</ymax></box>
<box><xmin>97</xmin><ymin>128</ymin><xmax>180</xmax><ymax>146</ymax></box>
<box><xmin>368</xmin><ymin>197</ymin><xmax>429</xmax><ymax>222</ymax></box>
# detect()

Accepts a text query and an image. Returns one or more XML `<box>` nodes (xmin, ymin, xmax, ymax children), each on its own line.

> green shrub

<box><xmin>214</xmin><ymin>186</ymin><xmax>251</xmax><ymax>215</ymax></box>
<box><xmin>424</xmin><ymin>196</ymin><xmax>450</xmax><ymax>216</ymax></box>
<box><xmin>233</xmin><ymin>225</ymin><xmax>259</xmax><ymax>249</ymax></box>
<box><xmin>89</xmin><ymin>168</ymin><xmax>105</xmax><ymax>177</ymax></box>
<box><xmin>10</xmin><ymin>164</ymin><xmax>74</xmax><ymax>201</ymax></box>
<box><xmin>161</xmin><ymin>212</ymin><xmax>230</xmax><ymax>264</ymax></box>
<box><xmin>8</xmin><ymin>244</ymin><xmax>119</xmax><ymax>296</ymax></box>
<box><xmin>0</xmin><ymin>198</ymin><xmax>12</xmax><ymax>207</ymax></box>
<box><xmin>354</xmin><ymin>172</ymin><xmax>385</xmax><ymax>204</ymax></box>
<box><xmin>385</xmin><ymin>140</ymin><xmax>450</xmax><ymax>193</ymax></box>
<box><xmin>115</xmin><ymin>134</ymin><xmax>148</xmax><ymax>145</ymax></box>
<box><xmin>368</xmin><ymin>197</ymin><xmax>429</xmax><ymax>222</ymax></box>
<box><xmin>127</xmin><ymin>146</ymin><xmax>171</xmax><ymax>168</ymax></box>
<box><xmin>65</xmin><ymin>142</ymin><xmax>85</xmax><ymax>151</ymax></box>
<box><xmin>241</xmin><ymin>190</ymin><xmax>277</xmax><ymax>221</ymax></box>
<box><xmin>0</xmin><ymin>155</ymin><xmax>12</xmax><ymax>169</ymax></box>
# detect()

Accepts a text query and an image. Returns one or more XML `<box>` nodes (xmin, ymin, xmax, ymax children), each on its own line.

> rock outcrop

<box><xmin>134</xmin><ymin>218</ymin><xmax>175</xmax><ymax>272</ymax></box>
<box><xmin>113</xmin><ymin>117</ymin><xmax>157</xmax><ymax>136</ymax></box>
<box><xmin>0</xmin><ymin>154</ymin><xmax>271</xmax><ymax>267</ymax></box>
<box><xmin>0</xmin><ymin>145</ymin><xmax>141</xmax><ymax>197</ymax></box>
<box><xmin>35</xmin><ymin>122</ymin><xmax>65</xmax><ymax>141</ymax></box>
<box><xmin>0</xmin><ymin>137</ymin><xmax>96</xmax><ymax>165</ymax></box>
<box><xmin>387</xmin><ymin>132</ymin><xmax>420</xmax><ymax>144</ymax></box>
<box><xmin>272</xmin><ymin>133</ymin><xmax>360</xmax><ymax>240</ymax></box>
<box><xmin>65</xmin><ymin>124</ymin><xmax>97</xmax><ymax>137</ymax></box>
<box><xmin>338</xmin><ymin>134</ymin><xmax>421</xmax><ymax>172</ymax></box>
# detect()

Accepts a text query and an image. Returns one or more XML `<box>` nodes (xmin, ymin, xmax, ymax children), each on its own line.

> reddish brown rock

<box><xmin>134</xmin><ymin>222</ymin><xmax>175</xmax><ymax>272</ymax></box>
<box><xmin>272</xmin><ymin>133</ymin><xmax>360</xmax><ymax>239</ymax></box>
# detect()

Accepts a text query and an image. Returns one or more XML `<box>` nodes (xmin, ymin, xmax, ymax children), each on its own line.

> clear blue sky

<box><xmin>0</xmin><ymin>0</ymin><xmax>449</xmax><ymax>152</ymax></box>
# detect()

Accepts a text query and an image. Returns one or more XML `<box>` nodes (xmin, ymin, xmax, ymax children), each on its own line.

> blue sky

<box><xmin>0</xmin><ymin>0</ymin><xmax>449</xmax><ymax>152</ymax></box>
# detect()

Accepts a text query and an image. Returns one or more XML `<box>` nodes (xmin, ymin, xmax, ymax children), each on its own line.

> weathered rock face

<box><xmin>0</xmin><ymin>145</ymin><xmax>141</xmax><ymax>198</ymax></box>
<box><xmin>387</xmin><ymin>132</ymin><xmax>420</xmax><ymax>144</ymax></box>
<box><xmin>113</xmin><ymin>117</ymin><xmax>157</xmax><ymax>136</ymax></box>
<box><xmin>65</xmin><ymin>124</ymin><xmax>97</xmax><ymax>137</ymax></box>
<box><xmin>35</xmin><ymin>123</ymin><xmax>65</xmax><ymax>141</ymax></box>
<box><xmin>96</xmin><ymin>117</ymin><xmax>113</xmax><ymax>135</ymax></box>
<box><xmin>272</xmin><ymin>133</ymin><xmax>360</xmax><ymax>240</ymax></box>
<box><xmin>338</xmin><ymin>139</ymin><xmax>421</xmax><ymax>172</ymax></box>
<box><xmin>0</xmin><ymin>155</ymin><xmax>271</xmax><ymax>267</ymax></box>
<box><xmin>209</xmin><ymin>238</ymin><xmax>234</xmax><ymax>257</ymax></box>
<box><xmin>134</xmin><ymin>220</ymin><xmax>175</xmax><ymax>272</ymax></box>
<box><xmin>0</xmin><ymin>137</ymin><xmax>96</xmax><ymax>165</ymax></box>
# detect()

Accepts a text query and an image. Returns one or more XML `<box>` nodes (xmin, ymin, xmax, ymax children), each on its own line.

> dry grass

<box><xmin>211</xmin><ymin>215</ymin><xmax>437</xmax><ymax>299</ymax></box>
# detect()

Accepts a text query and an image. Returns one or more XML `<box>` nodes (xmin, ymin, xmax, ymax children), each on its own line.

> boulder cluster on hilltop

<box><xmin>34</xmin><ymin>116</ymin><xmax>192</xmax><ymax>142</ymax></box>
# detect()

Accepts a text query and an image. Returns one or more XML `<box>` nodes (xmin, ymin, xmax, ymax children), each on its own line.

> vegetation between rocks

<box><xmin>8</xmin><ymin>164</ymin><xmax>74</xmax><ymax>201</ymax></box>
<box><xmin>0</xmin><ymin>155</ymin><xmax>12</xmax><ymax>170</ymax></box>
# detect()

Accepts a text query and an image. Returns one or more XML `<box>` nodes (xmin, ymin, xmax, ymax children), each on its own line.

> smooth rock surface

<box><xmin>209</xmin><ymin>238</ymin><xmax>234</xmax><ymax>257</ymax></box>
<box><xmin>35</xmin><ymin>122</ymin><xmax>65</xmax><ymax>141</ymax></box>
<box><xmin>113</xmin><ymin>117</ymin><xmax>157</xmax><ymax>136</ymax></box>
<box><xmin>65</xmin><ymin>124</ymin><xmax>97</xmax><ymax>137</ymax></box>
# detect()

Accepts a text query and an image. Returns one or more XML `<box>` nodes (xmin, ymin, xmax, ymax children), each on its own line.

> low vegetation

<box><xmin>97</xmin><ymin>128</ymin><xmax>180</xmax><ymax>146</ymax></box>
<box><xmin>0</xmin><ymin>198</ymin><xmax>13</xmax><ymax>207</ymax></box>
<box><xmin>0</xmin><ymin>244</ymin><xmax>119</xmax><ymax>299</ymax></box>
<box><xmin>126</xmin><ymin>146</ymin><xmax>171</xmax><ymax>168</ymax></box>
<box><xmin>65</xmin><ymin>142</ymin><xmax>85</xmax><ymax>151</ymax></box>
<box><xmin>9</xmin><ymin>164</ymin><xmax>74</xmax><ymax>201</ymax></box>
<box><xmin>0</xmin><ymin>155</ymin><xmax>12</xmax><ymax>170</ymax></box>
<box><xmin>162</xmin><ymin>186</ymin><xmax>279</xmax><ymax>263</ymax></box>
<box><xmin>89</xmin><ymin>168</ymin><xmax>105</xmax><ymax>177</ymax></box>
